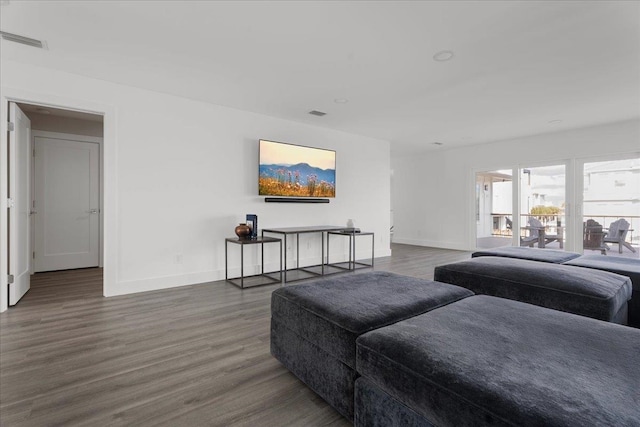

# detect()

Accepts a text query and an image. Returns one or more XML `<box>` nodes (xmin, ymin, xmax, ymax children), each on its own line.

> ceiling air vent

<box><xmin>309</xmin><ymin>110</ymin><xmax>327</xmax><ymax>117</ymax></box>
<box><xmin>0</xmin><ymin>31</ymin><xmax>47</xmax><ymax>49</ymax></box>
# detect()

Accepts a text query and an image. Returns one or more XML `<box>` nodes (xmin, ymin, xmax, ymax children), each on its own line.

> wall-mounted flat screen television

<box><xmin>259</xmin><ymin>139</ymin><xmax>336</xmax><ymax>198</ymax></box>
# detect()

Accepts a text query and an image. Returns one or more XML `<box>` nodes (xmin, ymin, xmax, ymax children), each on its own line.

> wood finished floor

<box><xmin>0</xmin><ymin>244</ymin><xmax>471</xmax><ymax>426</ymax></box>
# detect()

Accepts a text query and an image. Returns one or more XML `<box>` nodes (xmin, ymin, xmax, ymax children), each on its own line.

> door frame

<box><xmin>474</xmin><ymin>169</ymin><xmax>515</xmax><ymax>246</ymax></box>
<box><xmin>470</xmin><ymin>160</ymin><xmax>573</xmax><ymax>251</ymax></box>
<box><xmin>515</xmin><ymin>159</ymin><xmax>573</xmax><ymax>251</ymax></box>
<box><xmin>8</xmin><ymin>103</ymin><xmax>32</xmax><ymax>305</ymax></box>
<box><xmin>1</xmin><ymin>88</ymin><xmax>117</xmax><ymax>312</ymax></box>
<box><xmin>32</xmin><ymin>131</ymin><xmax>104</xmax><ymax>270</ymax></box>
<box><xmin>469</xmin><ymin>165</ymin><xmax>519</xmax><ymax>250</ymax></box>
<box><xmin>470</xmin><ymin>153</ymin><xmax>640</xmax><ymax>253</ymax></box>
<box><xmin>573</xmin><ymin>151</ymin><xmax>640</xmax><ymax>253</ymax></box>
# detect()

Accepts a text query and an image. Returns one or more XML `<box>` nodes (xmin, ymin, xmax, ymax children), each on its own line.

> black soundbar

<box><xmin>265</xmin><ymin>197</ymin><xmax>330</xmax><ymax>203</ymax></box>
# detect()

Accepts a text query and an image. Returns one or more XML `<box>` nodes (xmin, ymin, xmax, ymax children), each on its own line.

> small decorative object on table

<box><xmin>235</xmin><ymin>223</ymin><xmax>251</xmax><ymax>239</ymax></box>
<box><xmin>246</xmin><ymin>214</ymin><xmax>258</xmax><ymax>239</ymax></box>
<box><xmin>344</xmin><ymin>219</ymin><xmax>360</xmax><ymax>232</ymax></box>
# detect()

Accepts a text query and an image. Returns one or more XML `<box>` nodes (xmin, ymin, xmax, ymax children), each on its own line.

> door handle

<box><xmin>86</xmin><ymin>209</ymin><xmax>100</xmax><ymax>214</ymax></box>
<box><xmin>29</xmin><ymin>210</ymin><xmax>37</xmax><ymax>216</ymax></box>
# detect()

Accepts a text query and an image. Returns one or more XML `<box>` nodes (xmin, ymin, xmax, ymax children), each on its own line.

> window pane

<box><xmin>476</xmin><ymin>170</ymin><xmax>512</xmax><ymax>249</ymax></box>
<box><xmin>520</xmin><ymin>165</ymin><xmax>566</xmax><ymax>250</ymax></box>
<box><xmin>582</xmin><ymin>158</ymin><xmax>640</xmax><ymax>258</ymax></box>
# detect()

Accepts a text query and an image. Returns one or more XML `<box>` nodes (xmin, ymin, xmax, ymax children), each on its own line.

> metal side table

<box><xmin>225</xmin><ymin>237</ymin><xmax>282</xmax><ymax>289</ymax></box>
<box><xmin>326</xmin><ymin>231</ymin><xmax>375</xmax><ymax>271</ymax></box>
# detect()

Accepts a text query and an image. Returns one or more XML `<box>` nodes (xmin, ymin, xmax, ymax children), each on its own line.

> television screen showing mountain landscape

<box><xmin>259</xmin><ymin>139</ymin><xmax>336</xmax><ymax>197</ymax></box>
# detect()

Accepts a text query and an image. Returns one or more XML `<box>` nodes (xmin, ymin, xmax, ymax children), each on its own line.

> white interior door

<box><xmin>8</xmin><ymin>103</ymin><xmax>32</xmax><ymax>305</ymax></box>
<box><xmin>34</xmin><ymin>137</ymin><xmax>100</xmax><ymax>272</ymax></box>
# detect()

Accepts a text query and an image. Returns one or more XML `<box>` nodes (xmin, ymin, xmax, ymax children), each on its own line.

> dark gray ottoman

<box><xmin>472</xmin><ymin>246</ymin><xmax>580</xmax><ymax>263</ymax></box>
<box><xmin>434</xmin><ymin>256</ymin><xmax>632</xmax><ymax>324</ymax></box>
<box><xmin>270</xmin><ymin>271</ymin><xmax>473</xmax><ymax>420</ymax></box>
<box><xmin>355</xmin><ymin>295</ymin><xmax>640</xmax><ymax>426</ymax></box>
<box><xmin>564</xmin><ymin>254</ymin><xmax>640</xmax><ymax>328</ymax></box>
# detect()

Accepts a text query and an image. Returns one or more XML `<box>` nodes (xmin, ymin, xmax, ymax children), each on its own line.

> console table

<box><xmin>262</xmin><ymin>226</ymin><xmax>374</xmax><ymax>283</ymax></box>
<box><xmin>225</xmin><ymin>236</ymin><xmax>282</xmax><ymax>289</ymax></box>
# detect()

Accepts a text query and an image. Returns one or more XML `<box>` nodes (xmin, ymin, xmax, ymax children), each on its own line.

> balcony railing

<box><xmin>489</xmin><ymin>213</ymin><xmax>639</xmax><ymax>245</ymax></box>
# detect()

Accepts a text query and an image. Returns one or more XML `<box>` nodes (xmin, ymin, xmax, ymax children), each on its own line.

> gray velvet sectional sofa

<box><xmin>271</xmin><ymin>272</ymin><xmax>472</xmax><ymax>419</ymax></box>
<box><xmin>471</xmin><ymin>247</ymin><xmax>640</xmax><ymax>328</ymax></box>
<box><xmin>471</xmin><ymin>246</ymin><xmax>581</xmax><ymax>263</ymax></box>
<box><xmin>434</xmin><ymin>256</ymin><xmax>632</xmax><ymax>324</ymax></box>
<box><xmin>270</xmin><ymin>270</ymin><xmax>640</xmax><ymax>426</ymax></box>
<box><xmin>355</xmin><ymin>296</ymin><xmax>640</xmax><ymax>426</ymax></box>
<box><xmin>564</xmin><ymin>254</ymin><xmax>640</xmax><ymax>327</ymax></box>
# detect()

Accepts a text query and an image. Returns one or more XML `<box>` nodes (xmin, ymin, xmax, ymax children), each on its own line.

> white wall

<box><xmin>1</xmin><ymin>60</ymin><xmax>391</xmax><ymax>310</ymax></box>
<box><xmin>392</xmin><ymin>119</ymin><xmax>640</xmax><ymax>250</ymax></box>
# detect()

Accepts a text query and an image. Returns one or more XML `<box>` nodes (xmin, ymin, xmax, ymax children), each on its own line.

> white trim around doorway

<box><xmin>574</xmin><ymin>151</ymin><xmax>640</xmax><ymax>254</ymax></box>
<box><xmin>470</xmin><ymin>159</ymin><xmax>573</xmax><ymax>252</ymax></box>
<box><xmin>470</xmin><ymin>153</ymin><xmax>640</xmax><ymax>255</ymax></box>
<box><xmin>0</xmin><ymin>87</ymin><xmax>118</xmax><ymax>312</ymax></box>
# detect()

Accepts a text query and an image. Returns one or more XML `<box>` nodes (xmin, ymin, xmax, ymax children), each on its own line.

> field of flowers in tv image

<box><xmin>259</xmin><ymin>165</ymin><xmax>335</xmax><ymax>197</ymax></box>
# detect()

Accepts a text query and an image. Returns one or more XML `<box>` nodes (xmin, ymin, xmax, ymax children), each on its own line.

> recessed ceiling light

<box><xmin>334</xmin><ymin>98</ymin><xmax>349</xmax><ymax>104</ymax></box>
<box><xmin>309</xmin><ymin>110</ymin><xmax>327</xmax><ymax>117</ymax></box>
<box><xmin>433</xmin><ymin>142</ymin><xmax>444</xmax><ymax>146</ymax></box>
<box><xmin>433</xmin><ymin>50</ymin><xmax>454</xmax><ymax>62</ymax></box>
<box><xmin>548</xmin><ymin>119</ymin><xmax>563</xmax><ymax>124</ymax></box>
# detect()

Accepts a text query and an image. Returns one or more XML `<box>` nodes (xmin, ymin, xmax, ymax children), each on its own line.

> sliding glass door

<box><xmin>580</xmin><ymin>156</ymin><xmax>639</xmax><ymax>258</ymax></box>
<box><xmin>519</xmin><ymin>164</ymin><xmax>566</xmax><ymax>250</ymax></box>
<box><xmin>475</xmin><ymin>170</ymin><xmax>513</xmax><ymax>249</ymax></box>
<box><xmin>473</xmin><ymin>155</ymin><xmax>638</xmax><ymax>255</ymax></box>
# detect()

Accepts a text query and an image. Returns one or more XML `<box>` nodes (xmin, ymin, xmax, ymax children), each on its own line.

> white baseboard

<box><xmin>392</xmin><ymin>237</ymin><xmax>470</xmax><ymax>252</ymax></box>
<box><xmin>106</xmin><ymin>249</ymin><xmax>392</xmax><ymax>297</ymax></box>
<box><xmin>106</xmin><ymin>270</ymin><xmax>222</xmax><ymax>297</ymax></box>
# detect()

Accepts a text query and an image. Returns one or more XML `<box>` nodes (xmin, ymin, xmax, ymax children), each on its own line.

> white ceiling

<box><xmin>1</xmin><ymin>1</ymin><xmax>639</xmax><ymax>154</ymax></box>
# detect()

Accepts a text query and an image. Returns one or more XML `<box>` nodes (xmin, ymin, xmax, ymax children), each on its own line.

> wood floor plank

<box><xmin>0</xmin><ymin>244</ymin><xmax>471</xmax><ymax>426</ymax></box>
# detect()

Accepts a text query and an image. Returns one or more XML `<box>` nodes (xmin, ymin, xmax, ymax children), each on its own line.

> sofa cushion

<box><xmin>271</xmin><ymin>271</ymin><xmax>473</xmax><ymax>368</ymax></box>
<box><xmin>563</xmin><ymin>254</ymin><xmax>640</xmax><ymax>291</ymax></box>
<box><xmin>471</xmin><ymin>246</ymin><xmax>580</xmax><ymax>263</ymax></box>
<box><xmin>434</xmin><ymin>256</ymin><xmax>632</xmax><ymax>322</ymax></box>
<box><xmin>563</xmin><ymin>254</ymin><xmax>640</xmax><ymax>327</ymax></box>
<box><xmin>356</xmin><ymin>295</ymin><xmax>640</xmax><ymax>426</ymax></box>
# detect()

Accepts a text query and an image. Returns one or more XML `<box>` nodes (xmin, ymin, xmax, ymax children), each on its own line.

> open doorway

<box><xmin>475</xmin><ymin>169</ymin><xmax>513</xmax><ymax>249</ymax></box>
<box><xmin>8</xmin><ymin>102</ymin><xmax>104</xmax><ymax>306</ymax></box>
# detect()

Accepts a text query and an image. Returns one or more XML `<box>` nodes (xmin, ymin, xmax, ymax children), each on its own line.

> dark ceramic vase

<box><xmin>235</xmin><ymin>223</ymin><xmax>251</xmax><ymax>239</ymax></box>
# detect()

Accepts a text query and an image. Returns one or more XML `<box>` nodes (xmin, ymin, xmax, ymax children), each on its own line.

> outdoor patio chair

<box><xmin>604</xmin><ymin>218</ymin><xmax>636</xmax><ymax>254</ymax></box>
<box><xmin>521</xmin><ymin>217</ymin><xmax>562</xmax><ymax>249</ymax></box>
<box><xmin>520</xmin><ymin>232</ymin><xmax>539</xmax><ymax>247</ymax></box>
<box><xmin>520</xmin><ymin>218</ymin><xmax>540</xmax><ymax>247</ymax></box>
<box><xmin>584</xmin><ymin>219</ymin><xmax>607</xmax><ymax>255</ymax></box>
